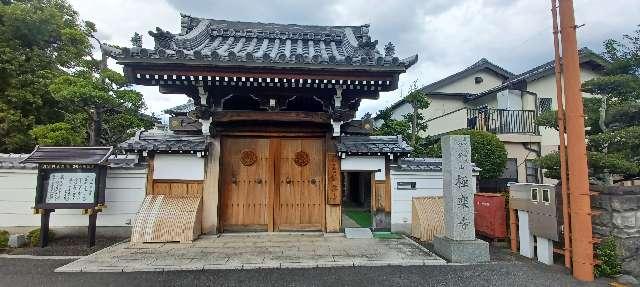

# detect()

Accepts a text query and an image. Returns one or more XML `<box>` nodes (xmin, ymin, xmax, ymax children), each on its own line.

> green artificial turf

<box><xmin>372</xmin><ymin>232</ymin><xmax>403</xmax><ymax>239</ymax></box>
<box><xmin>344</xmin><ymin>209</ymin><xmax>372</xmax><ymax>227</ymax></box>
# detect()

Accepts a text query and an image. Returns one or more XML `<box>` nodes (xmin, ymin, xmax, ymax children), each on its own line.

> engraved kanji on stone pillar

<box><xmin>442</xmin><ymin>135</ymin><xmax>475</xmax><ymax>241</ymax></box>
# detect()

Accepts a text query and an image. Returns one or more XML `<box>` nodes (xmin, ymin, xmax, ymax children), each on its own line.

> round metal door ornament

<box><xmin>240</xmin><ymin>150</ymin><xmax>258</xmax><ymax>166</ymax></box>
<box><xmin>293</xmin><ymin>151</ymin><xmax>310</xmax><ymax>167</ymax></box>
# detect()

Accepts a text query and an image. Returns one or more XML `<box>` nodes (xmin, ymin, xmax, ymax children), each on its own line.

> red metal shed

<box><xmin>474</xmin><ymin>193</ymin><xmax>507</xmax><ymax>240</ymax></box>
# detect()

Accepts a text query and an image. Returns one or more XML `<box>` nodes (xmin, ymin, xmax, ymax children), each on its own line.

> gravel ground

<box><xmin>1</xmin><ymin>234</ymin><xmax>127</xmax><ymax>256</ymax></box>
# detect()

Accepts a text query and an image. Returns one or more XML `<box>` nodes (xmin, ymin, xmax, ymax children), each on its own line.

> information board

<box><xmin>45</xmin><ymin>172</ymin><xmax>96</xmax><ymax>204</ymax></box>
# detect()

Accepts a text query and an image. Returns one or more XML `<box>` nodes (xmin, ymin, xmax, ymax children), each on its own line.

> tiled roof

<box><xmin>421</xmin><ymin>58</ymin><xmax>514</xmax><ymax>93</ymax></box>
<box><xmin>393</xmin><ymin>158</ymin><xmax>480</xmax><ymax>172</ymax></box>
<box><xmin>0</xmin><ymin>154</ymin><xmax>37</xmax><ymax>169</ymax></box>
<box><xmin>466</xmin><ymin>47</ymin><xmax>608</xmax><ymax>102</ymax></box>
<box><xmin>0</xmin><ymin>154</ymin><xmax>142</xmax><ymax>169</ymax></box>
<box><xmin>378</xmin><ymin>58</ymin><xmax>513</xmax><ymax>118</ymax></box>
<box><xmin>103</xmin><ymin>14</ymin><xmax>418</xmax><ymax>72</ymax></box>
<box><xmin>164</xmin><ymin>99</ymin><xmax>195</xmax><ymax>115</ymax></box>
<box><xmin>21</xmin><ymin>146</ymin><xmax>113</xmax><ymax>165</ymax></box>
<box><xmin>119</xmin><ymin>129</ymin><xmax>207</xmax><ymax>152</ymax></box>
<box><xmin>337</xmin><ymin>135</ymin><xmax>412</xmax><ymax>155</ymax></box>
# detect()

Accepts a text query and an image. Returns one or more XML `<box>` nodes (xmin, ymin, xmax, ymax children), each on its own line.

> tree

<box><xmin>0</xmin><ymin>0</ymin><xmax>92</xmax><ymax>152</ymax></box>
<box><xmin>537</xmin><ymin>26</ymin><xmax>640</xmax><ymax>183</ymax></box>
<box><xmin>0</xmin><ymin>0</ymin><xmax>155</xmax><ymax>149</ymax></box>
<box><xmin>47</xmin><ymin>63</ymin><xmax>154</xmax><ymax>146</ymax></box>
<box><xmin>424</xmin><ymin>129</ymin><xmax>507</xmax><ymax>180</ymax></box>
<box><xmin>373</xmin><ymin>83</ymin><xmax>432</xmax><ymax>156</ymax></box>
<box><xmin>404</xmin><ymin>81</ymin><xmax>430</xmax><ymax>146</ymax></box>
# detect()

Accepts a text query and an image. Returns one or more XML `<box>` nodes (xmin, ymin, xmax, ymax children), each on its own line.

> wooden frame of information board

<box><xmin>22</xmin><ymin>146</ymin><xmax>113</xmax><ymax>247</ymax></box>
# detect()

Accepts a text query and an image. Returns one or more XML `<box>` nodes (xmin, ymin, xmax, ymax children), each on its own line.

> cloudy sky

<box><xmin>67</xmin><ymin>0</ymin><xmax>639</xmax><ymax>119</ymax></box>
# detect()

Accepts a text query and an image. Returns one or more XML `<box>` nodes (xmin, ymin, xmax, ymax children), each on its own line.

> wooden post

<box><xmin>558</xmin><ymin>0</ymin><xmax>594</xmax><ymax>281</ymax></box>
<box><xmin>88</xmin><ymin>210</ymin><xmax>97</xmax><ymax>247</ymax></box>
<box><xmin>509</xmin><ymin>207</ymin><xmax>518</xmax><ymax>253</ymax></box>
<box><xmin>40</xmin><ymin>209</ymin><xmax>51</xmax><ymax>248</ymax></box>
<box><xmin>550</xmin><ymin>0</ymin><xmax>572</xmax><ymax>270</ymax></box>
<box><xmin>146</xmin><ymin>154</ymin><xmax>155</xmax><ymax>195</ymax></box>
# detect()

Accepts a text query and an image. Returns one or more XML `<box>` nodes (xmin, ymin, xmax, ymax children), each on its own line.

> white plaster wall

<box><xmin>0</xmin><ymin>168</ymin><xmax>147</xmax><ymax>227</ymax></box>
<box><xmin>435</xmin><ymin>70</ymin><xmax>506</xmax><ymax>94</ymax></box>
<box><xmin>340</xmin><ymin>156</ymin><xmax>385</xmax><ymax>180</ymax></box>
<box><xmin>527</xmin><ymin>66</ymin><xmax>601</xmax><ymax>151</ymax></box>
<box><xmin>389</xmin><ymin>102</ymin><xmax>413</xmax><ymax>121</ymax></box>
<box><xmin>421</xmin><ymin>95</ymin><xmax>467</xmax><ymax>121</ymax></box>
<box><xmin>153</xmin><ymin>154</ymin><xmax>205</xmax><ymax>180</ymax></box>
<box><xmin>424</xmin><ymin>108</ymin><xmax>468</xmax><ymax>136</ymax></box>
<box><xmin>390</xmin><ymin>169</ymin><xmax>477</xmax><ymax>234</ymax></box>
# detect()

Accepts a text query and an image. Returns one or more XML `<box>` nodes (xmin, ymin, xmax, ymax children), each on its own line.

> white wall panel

<box><xmin>340</xmin><ymin>156</ymin><xmax>385</xmax><ymax>180</ymax></box>
<box><xmin>153</xmin><ymin>154</ymin><xmax>204</xmax><ymax>180</ymax></box>
<box><xmin>390</xmin><ymin>169</ymin><xmax>477</xmax><ymax>234</ymax></box>
<box><xmin>0</xmin><ymin>167</ymin><xmax>147</xmax><ymax>227</ymax></box>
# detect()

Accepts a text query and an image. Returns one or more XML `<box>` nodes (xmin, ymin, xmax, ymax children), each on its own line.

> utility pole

<box><xmin>557</xmin><ymin>0</ymin><xmax>594</xmax><ymax>281</ymax></box>
<box><xmin>550</xmin><ymin>0</ymin><xmax>571</xmax><ymax>271</ymax></box>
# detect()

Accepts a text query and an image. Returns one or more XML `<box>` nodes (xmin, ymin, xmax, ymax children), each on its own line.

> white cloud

<box><xmin>67</xmin><ymin>0</ymin><xmax>639</xmax><ymax>118</ymax></box>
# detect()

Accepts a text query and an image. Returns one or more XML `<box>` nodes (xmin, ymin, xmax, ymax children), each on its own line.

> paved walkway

<box><xmin>56</xmin><ymin>233</ymin><xmax>444</xmax><ymax>272</ymax></box>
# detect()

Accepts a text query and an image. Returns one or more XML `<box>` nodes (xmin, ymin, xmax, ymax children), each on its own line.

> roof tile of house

<box><xmin>118</xmin><ymin>129</ymin><xmax>207</xmax><ymax>152</ymax></box>
<box><xmin>337</xmin><ymin>135</ymin><xmax>412</xmax><ymax>155</ymax></box>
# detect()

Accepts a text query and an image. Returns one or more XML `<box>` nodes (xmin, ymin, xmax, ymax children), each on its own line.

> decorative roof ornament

<box><xmin>148</xmin><ymin>27</ymin><xmax>175</xmax><ymax>50</ymax></box>
<box><xmin>180</xmin><ymin>13</ymin><xmax>201</xmax><ymax>34</ymax></box>
<box><xmin>130</xmin><ymin>32</ymin><xmax>142</xmax><ymax>48</ymax></box>
<box><xmin>356</xmin><ymin>34</ymin><xmax>378</xmax><ymax>58</ymax></box>
<box><xmin>384</xmin><ymin>42</ymin><xmax>395</xmax><ymax>57</ymax></box>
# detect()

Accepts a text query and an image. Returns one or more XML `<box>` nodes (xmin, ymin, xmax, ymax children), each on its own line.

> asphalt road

<box><xmin>0</xmin><ymin>254</ymin><xmax>610</xmax><ymax>287</ymax></box>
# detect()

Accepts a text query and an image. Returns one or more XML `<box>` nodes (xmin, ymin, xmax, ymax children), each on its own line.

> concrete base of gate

<box><xmin>432</xmin><ymin>235</ymin><xmax>490</xmax><ymax>263</ymax></box>
<box><xmin>56</xmin><ymin>233</ymin><xmax>445</xmax><ymax>272</ymax></box>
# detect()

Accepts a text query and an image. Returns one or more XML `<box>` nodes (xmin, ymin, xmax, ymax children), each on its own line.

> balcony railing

<box><xmin>467</xmin><ymin>108</ymin><xmax>538</xmax><ymax>134</ymax></box>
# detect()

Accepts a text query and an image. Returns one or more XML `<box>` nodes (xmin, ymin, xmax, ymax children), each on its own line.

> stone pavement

<box><xmin>55</xmin><ymin>233</ymin><xmax>445</xmax><ymax>272</ymax></box>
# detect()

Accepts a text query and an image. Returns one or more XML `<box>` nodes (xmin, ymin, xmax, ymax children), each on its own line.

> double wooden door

<box><xmin>221</xmin><ymin>137</ymin><xmax>324</xmax><ymax>232</ymax></box>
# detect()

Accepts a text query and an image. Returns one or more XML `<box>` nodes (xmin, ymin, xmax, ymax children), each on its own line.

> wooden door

<box><xmin>276</xmin><ymin>138</ymin><xmax>324</xmax><ymax>231</ymax></box>
<box><xmin>221</xmin><ymin>138</ymin><xmax>272</xmax><ymax>231</ymax></box>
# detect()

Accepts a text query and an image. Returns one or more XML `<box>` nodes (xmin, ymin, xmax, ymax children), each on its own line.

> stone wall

<box><xmin>591</xmin><ymin>185</ymin><xmax>640</xmax><ymax>277</ymax></box>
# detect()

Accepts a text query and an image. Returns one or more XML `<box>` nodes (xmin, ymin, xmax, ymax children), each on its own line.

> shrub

<box><xmin>0</xmin><ymin>230</ymin><xmax>9</xmax><ymax>248</ymax></box>
<box><xmin>425</xmin><ymin>129</ymin><xmax>508</xmax><ymax>180</ymax></box>
<box><xmin>595</xmin><ymin>236</ymin><xmax>622</xmax><ymax>278</ymax></box>
<box><xmin>26</xmin><ymin>228</ymin><xmax>55</xmax><ymax>247</ymax></box>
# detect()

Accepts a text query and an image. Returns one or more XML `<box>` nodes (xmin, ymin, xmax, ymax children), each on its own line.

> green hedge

<box><xmin>0</xmin><ymin>230</ymin><xmax>8</xmax><ymax>248</ymax></box>
<box><xmin>26</xmin><ymin>228</ymin><xmax>55</xmax><ymax>247</ymax></box>
<box><xmin>426</xmin><ymin>130</ymin><xmax>508</xmax><ymax>180</ymax></box>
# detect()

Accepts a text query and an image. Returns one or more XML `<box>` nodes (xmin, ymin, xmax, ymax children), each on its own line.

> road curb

<box><xmin>0</xmin><ymin>254</ymin><xmax>82</xmax><ymax>260</ymax></box>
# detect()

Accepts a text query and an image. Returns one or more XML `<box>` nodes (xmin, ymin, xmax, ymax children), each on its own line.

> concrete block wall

<box><xmin>591</xmin><ymin>185</ymin><xmax>640</xmax><ymax>277</ymax></box>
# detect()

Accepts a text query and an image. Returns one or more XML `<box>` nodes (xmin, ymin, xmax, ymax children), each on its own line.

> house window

<box><xmin>531</xmin><ymin>188</ymin><xmax>539</xmax><ymax>202</ymax></box>
<box><xmin>539</xmin><ymin>98</ymin><xmax>552</xmax><ymax>113</ymax></box>
<box><xmin>397</xmin><ymin>182</ymin><xmax>416</xmax><ymax>190</ymax></box>
<box><xmin>474</xmin><ymin>76</ymin><xmax>484</xmax><ymax>84</ymax></box>
<box><xmin>542</xmin><ymin>189</ymin><xmax>551</xmax><ymax>204</ymax></box>
<box><xmin>526</xmin><ymin>159</ymin><xmax>540</xmax><ymax>183</ymax></box>
<box><xmin>501</xmin><ymin>158</ymin><xmax>518</xmax><ymax>180</ymax></box>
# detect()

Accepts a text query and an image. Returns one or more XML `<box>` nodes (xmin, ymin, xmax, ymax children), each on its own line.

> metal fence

<box><xmin>467</xmin><ymin>109</ymin><xmax>538</xmax><ymax>134</ymax></box>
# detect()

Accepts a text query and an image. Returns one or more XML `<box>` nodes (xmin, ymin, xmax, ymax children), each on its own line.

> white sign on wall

<box><xmin>46</xmin><ymin>173</ymin><xmax>96</xmax><ymax>204</ymax></box>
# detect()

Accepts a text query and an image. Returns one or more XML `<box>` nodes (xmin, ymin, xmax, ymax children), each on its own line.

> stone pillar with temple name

<box><xmin>433</xmin><ymin>135</ymin><xmax>490</xmax><ymax>263</ymax></box>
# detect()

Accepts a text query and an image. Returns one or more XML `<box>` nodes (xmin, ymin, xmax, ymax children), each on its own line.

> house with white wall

<box><xmin>378</xmin><ymin>48</ymin><xmax>607</xmax><ymax>187</ymax></box>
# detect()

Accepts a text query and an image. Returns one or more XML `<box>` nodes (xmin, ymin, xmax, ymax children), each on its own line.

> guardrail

<box><xmin>467</xmin><ymin>109</ymin><xmax>538</xmax><ymax>134</ymax></box>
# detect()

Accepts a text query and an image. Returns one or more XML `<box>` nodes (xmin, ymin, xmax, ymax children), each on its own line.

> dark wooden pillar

<box><xmin>40</xmin><ymin>209</ymin><xmax>52</xmax><ymax>248</ymax></box>
<box><xmin>88</xmin><ymin>210</ymin><xmax>97</xmax><ymax>247</ymax></box>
